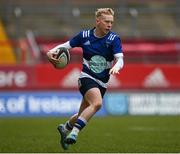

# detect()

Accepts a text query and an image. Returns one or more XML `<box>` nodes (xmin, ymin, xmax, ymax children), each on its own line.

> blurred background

<box><xmin>1</xmin><ymin>0</ymin><xmax>180</xmax><ymax>128</ymax></box>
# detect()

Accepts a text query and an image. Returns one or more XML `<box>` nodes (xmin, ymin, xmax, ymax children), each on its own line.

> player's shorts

<box><xmin>78</xmin><ymin>77</ymin><xmax>106</xmax><ymax>98</ymax></box>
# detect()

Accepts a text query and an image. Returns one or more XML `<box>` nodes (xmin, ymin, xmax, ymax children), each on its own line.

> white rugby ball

<box><xmin>55</xmin><ymin>47</ymin><xmax>70</xmax><ymax>69</ymax></box>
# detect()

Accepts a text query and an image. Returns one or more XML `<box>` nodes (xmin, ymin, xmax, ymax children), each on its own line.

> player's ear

<box><xmin>96</xmin><ymin>17</ymin><xmax>100</xmax><ymax>24</ymax></box>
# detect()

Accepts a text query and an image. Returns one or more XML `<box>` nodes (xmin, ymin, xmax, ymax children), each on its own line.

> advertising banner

<box><xmin>34</xmin><ymin>63</ymin><xmax>82</xmax><ymax>89</ymax></box>
<box><xmin>1</xmin><ymin>91</ymin><xmax>180</xmax><ymax>116</ymax></box>
<box><xmin>0</xmin><ymin>66</ymin><xmax>35</xmax><ymax>89</ymax></box>
<box><xmin>104</xmin><ymin>93</ymin><xmax>128</xmax><ymax>115</ymax></box>
<box><xmin>117</xmin><ymin>64</ymin><xmax>180</xmax><ymax>89</ymax></box>
<box><xmin>128</xmin><ymin>93</ymin><xmax>180</xmax><ymax>115</ymax></box>
<box><xmin>0</xmin><ymin>91</ymin><xmax>107</xmax><ymax>117</ymax></box>
<box><xmin>105</xmin><ymin>92</ymin><xmax>180</xmax><ymax>115</ymax></box>
<box><xmin>1</xmin><ymin>64</ymin><xmax>180</xmax><ymax>90</ymax></box>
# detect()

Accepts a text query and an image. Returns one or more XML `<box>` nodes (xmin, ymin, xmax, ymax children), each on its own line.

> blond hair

<box><xmin>95</xmin><ymin>8</ymin><xmax>114</xmax><ymax>18</ymax></box>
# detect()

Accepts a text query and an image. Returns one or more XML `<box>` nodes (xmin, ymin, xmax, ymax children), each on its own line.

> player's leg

<box><xmin>57</xmin><ymin>123</ymin><xmax>69</xmax><ymax>150</ymax></box>
<box><xmin>66</xmin><ymin>78</ymin><xmax>106</xmax><ymax>144</ymax></box>
<box><xmin>68</xmin><ymin>98</ymin><xmax>90</xmax><ymax>124</ymax></box>
<box><xmin>76</xmin><ymin>78</ymin><xmax>106</xmax><ymax>121</ymax></box>
<box><xmin>78</xmin><ymin>87</ymin><xmax>102</xmax><ymax>121</ymax></box>
<box><xmin>61</xmin><ymin>113</ymin><xmax>78</xmax><ymax>134</ymax></box>
<box><xmin>60</xmin><ymin>97</ymin><xmax>90</xmax><ymax>133</ymax></box>
<box><xmin>66</xmin><ymin>87</ymin><xmax>102</xmax><ymax>144</ymax></box>
<box><xmin>57</xmin><ymin>97</ymin><xmax>89</xmax><ymax>149</ymax></box>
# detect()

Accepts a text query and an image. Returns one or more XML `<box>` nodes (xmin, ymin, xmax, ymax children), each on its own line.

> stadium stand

<box><xmin>1</xmin><ymin>0</ymin><xmax>180</xmax><ymax>38</ymax></box>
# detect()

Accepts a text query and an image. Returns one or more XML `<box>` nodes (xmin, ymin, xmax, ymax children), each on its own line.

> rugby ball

<box><xmin>54</xmin><ymin>47</ymin><xmax>70</xmax><ymax>69</ymax></box>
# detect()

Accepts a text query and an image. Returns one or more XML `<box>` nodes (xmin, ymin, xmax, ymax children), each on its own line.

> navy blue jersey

<box><xmin>70</xmin><ymin>28</ymin><xmax>122</xmax><ymax>84</ymax></box>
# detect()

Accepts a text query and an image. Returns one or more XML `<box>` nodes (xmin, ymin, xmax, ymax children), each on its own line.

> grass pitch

<box><xmin>0</xmin><ymin>116</ymin><xmax>180</xmax><ymax>153</ymax></box>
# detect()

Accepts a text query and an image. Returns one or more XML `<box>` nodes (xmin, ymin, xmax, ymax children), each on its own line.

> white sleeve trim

<box><xmin>49</xmin><ymin>41</ymin><xmax>72</xmax><ymax>53</ymax></box>
<box><xmin>114</xmin><ymin>52</ymin><xmax>124</xmax><ymax>58</ymax></box>
<box><xmin>113</xmin><ymin>53</ymin><xmax>124</xmax><ymax>71</ymax></box>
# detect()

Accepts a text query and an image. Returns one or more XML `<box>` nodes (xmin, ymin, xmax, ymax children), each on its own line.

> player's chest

<box><xmin>82</xmin><ymin>39</ymin><xmax>112</xmax><ymax>57</ymax></box>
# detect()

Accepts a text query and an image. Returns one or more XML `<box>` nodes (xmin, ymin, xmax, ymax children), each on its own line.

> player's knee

<box><xmin>93</xmin><ymin>102</ymin><xmax>102</xmax><ymax>111</ymax></box>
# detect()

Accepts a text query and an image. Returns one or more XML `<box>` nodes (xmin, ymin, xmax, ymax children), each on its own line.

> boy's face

<box><xmin>96</xmin><ymin>13</ymin><xmax>114</xmax><ymax>35</ymax></box>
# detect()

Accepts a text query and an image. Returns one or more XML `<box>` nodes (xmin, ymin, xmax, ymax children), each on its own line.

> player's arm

<box><xmin>109</xmin><ymin>53</ymin><xmax>124</xmax><ymax>75</ymax></box>
<box><xmin>46</xmin><ymin>41</ymin><xmax>72</xmax><ymax>65</ymax></box>
<box><xmin>47</xmin><ymin>31</ymin><xmax>82</xmax><ymax>65</ymax></box>
<box><xmin>49</xmin><ymin>41</ymin><xmax>72</xmax><ymax>53</ymax></box>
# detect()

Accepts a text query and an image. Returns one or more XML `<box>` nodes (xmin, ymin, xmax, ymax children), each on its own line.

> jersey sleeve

<box><xmin>112</xmin><ymin>36</ymin><xmax>123</xmax><ymax>54</ymax></box>
<box><xmin>69</xmin><ymin>31</ymin><xmax>83</xmax><ymax>48</ymax></box>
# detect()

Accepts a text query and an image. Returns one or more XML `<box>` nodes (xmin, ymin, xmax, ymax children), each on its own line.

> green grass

<box><xmin>0</xmin><ymin>116</ymin><xmax>180</xmax><ymax>153</ymax></box>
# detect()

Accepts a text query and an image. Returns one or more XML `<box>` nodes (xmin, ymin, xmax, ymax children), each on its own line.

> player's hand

<box><xmin>46</xmin><ymin>51</ymin><xmax>59</xmax><ymax>66</ymax></box>
<box><xmin>109</xmin><ymin>67</ymin><xmax>120</xmax><ymax>75</ymax></box>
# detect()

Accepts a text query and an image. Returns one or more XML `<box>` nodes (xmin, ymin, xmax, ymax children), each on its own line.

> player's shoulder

<box><xmin>79</xmin><ymin>29</ymin><xmax>91</xmax><ymax>38</ymax></box>
<box><xmin>107</xmin><ymin>31</ymin><xmax>120</xmax><ymax>41</ymax></box>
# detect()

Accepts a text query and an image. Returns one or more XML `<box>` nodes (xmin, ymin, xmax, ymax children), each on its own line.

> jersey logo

<box><xmin>82</xmin><ymin>30</ymin><xmax>90</xmax><ymax>38</ymax></box>
<box><xmin>83</xmin><ymin>40</ymin><xmax>91</xmax><ymax>45</ymax></box>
